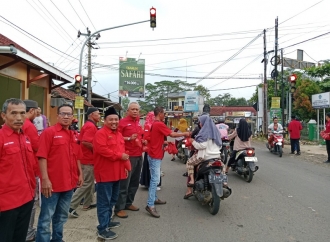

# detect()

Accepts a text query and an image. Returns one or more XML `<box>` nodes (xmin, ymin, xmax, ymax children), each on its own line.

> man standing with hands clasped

<box><xmin>93</xmin><ymin>107</ymin><xmax>131</xmax><ymax>240</ymax></box>
<box><xmin>288</xmin><ymin>115</ymin><xmax>302</xmax><ymax>155</ymax></box>
<box><xmin>115</xmin><ymin>102</ymin><xmax>144</xmax><ymax>218</ymax></box>
<box><xmin>36</xmin><ymin>104</ymin><xmax>83</xmax><ymax>242</ymax></box>
<box><xmin>146</xmin><ymin>106</ymin><xmax>190</xmax><ymax>218</ymax></box>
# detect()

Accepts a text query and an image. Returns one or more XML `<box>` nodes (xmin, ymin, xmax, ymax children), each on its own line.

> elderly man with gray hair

<box><xmin>115</xmin><ymin>102</ymin><xmax>144</xmax><ymax>218</ymax></box>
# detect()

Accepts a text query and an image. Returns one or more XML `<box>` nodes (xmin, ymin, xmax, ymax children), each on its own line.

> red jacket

<box><xmin>288</xmin><ymin>119</ymin><xmax>302</xmax><ymax>139</ymax></box>
<box><xmin>118</xmin><ymin>116</ymin><xmax>143</xmax><ymax>157</ymax></box>
<box><xmin>79</xmin><ymin>120</ymin><xmax>98</xmax><ymax>165</ymax></box>
<box><xmin>0</xmin><ymin>125</ymin><xmax>36</xmax><ymax>212</ymax></box>
<box><xmin>93</xmin><ymin>127</ymin><xmax>131</xmax><ymax>183</ymax></box>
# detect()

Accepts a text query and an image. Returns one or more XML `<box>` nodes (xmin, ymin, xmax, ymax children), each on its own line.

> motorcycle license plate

<box><xmin>245</xmin><ymin>157</ymin><xmax>258</xmax><ymax>162</ymax></box>
<box><xmin>182</xmin><ymin>144</ymin><xmax>186</xmax><ymax>148</ymax></box>
<box><xmin>208</xmin><ymin>174</ymin><xmax>222</xmax><ymax>184</ymax></box>
<box><xmin>223</xmin><ymin>142</ymin><xmax>230</xmax><ymax>146</ymax></box>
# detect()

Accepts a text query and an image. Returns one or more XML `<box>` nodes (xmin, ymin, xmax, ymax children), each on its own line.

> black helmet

<box><xmin>217</xmin><ymin>117</ymin><xmax>225</xmax><ymax>124</ymax></box>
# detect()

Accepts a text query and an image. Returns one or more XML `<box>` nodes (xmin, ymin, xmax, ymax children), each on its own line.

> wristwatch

<box><xmin>127</xmin><ymin>137</ymin><xmax>131</xmax><ymax>141</ymax></box>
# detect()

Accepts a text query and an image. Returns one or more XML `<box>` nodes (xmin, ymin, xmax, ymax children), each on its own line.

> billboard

<box><xmin>119</xmin><ymin>57</ymin><xmax>145</xmax><ymax>98</ymax></box>
<box><xmin>184</xmin><ymin>91</ymin><xmax>199</xmax><ymax>112</ymax></box>
<box><xmin>312</xmin><ymin>92</ymin><xmax>330</xmax><ymax>109</ymax></box>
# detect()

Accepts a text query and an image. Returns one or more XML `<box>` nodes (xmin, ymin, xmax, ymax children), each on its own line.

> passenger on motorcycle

<box><xmin>215</xmin><ymin>117</ymin><xmax>229</xmax><ymax>138</ymax></box>
<box><xmin>184</xmin><ymin>115</ymin><xmax>222</xmax><ymax>197</ymax></box>
<box><xmin>267</xmin><ymin>117</ymin><xmax>283</xmax><ymax>148</ymax></box>
<box><xmin>225</xmin><ymin>119</ymin><xmax>252</xmax><ymax>173</ymax></box>
<box><xmin>171</xmin><ymin>118</ymin><xmax>188</xmax><ymax>161</ymax></box>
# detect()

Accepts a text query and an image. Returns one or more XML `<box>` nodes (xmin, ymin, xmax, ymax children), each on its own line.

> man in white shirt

<box><xmin>267</xmin><ymin>117</ymin><xmax>283</xmax><ymax>148</ymax></box>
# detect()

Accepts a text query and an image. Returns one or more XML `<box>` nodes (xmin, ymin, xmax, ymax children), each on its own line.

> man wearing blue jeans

<box><xmin>146</xmin><ymin>107</ymin><xmax>189</xmax><ymax>218</ymax></box>
<box><xmin>36</xmin><ymin>104</ymin><xmax>83</xmax><ymax>241</ymax></box>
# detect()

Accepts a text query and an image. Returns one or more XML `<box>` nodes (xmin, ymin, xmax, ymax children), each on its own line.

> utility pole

<box><xmin>281</xmin><ymin>48</ymin><xmax>285</xmax><ymax>127</ymax></box>
<box><xmin>263</xmin><ymin>29</ymin><xmax>268</xmax><ymax>136</ymax></box>
<box><xmin>274</xmin><ymin>17</ymin><xmax>278</xmax><ymax>96</ymax></box>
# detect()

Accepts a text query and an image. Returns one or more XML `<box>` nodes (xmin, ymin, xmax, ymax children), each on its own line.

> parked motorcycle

<box><xmin>229</xmin><ymin>147</ymin><xmax>258</xmax><ymax>183</ymax></box>
<box><xmin>191</xmin><ymin>158</ymin><xmax>232</xmax><ymax>215</ymax></box>
<box><xmin>267</xmin><ymin>130</ymin><xmax>284</xmax><ymax>157</ymax></box>
<box><xmin>221</xmin><ymin>136</ymin><xmax>231</xmax><ymax>164</ymax></box>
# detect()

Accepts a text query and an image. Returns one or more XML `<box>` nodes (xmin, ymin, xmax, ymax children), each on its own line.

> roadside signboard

<box><xmin>271</xmin><ymin>97</ymin><xmax>281</xmax><ymax>108</ymax></box>
<box><xmin>119</xmin><ymin>57</ymin><xmax>145</xmax><ymax>98</ymax></box>
<box><xmin>270</xmin><ymin>108</ymin><xmax>282</xmax><ymax>124</ymax></box>
<box><xmin>184</xmin><ymin>91</ymin><xmax>199</xmax><ymax>112</ymax></box>
<box><xmin>74</xmin><ymin>96</ymin><xmax>84</xmax><ymax>109</ymax></box>
<box><xmin>312</xmin><ymin>92</ymin><xmax>330</xmax><ymax>109</ymax></box>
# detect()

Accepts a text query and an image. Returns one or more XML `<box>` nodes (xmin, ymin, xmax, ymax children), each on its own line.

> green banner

<box><xmin>119</xmin><ymin>57</ymin><xmax>145</xmax><ymax>98</ymax></box>
<box><xmin>270</xmin><ymin>108</ymin><xmax>282</xmax><ymax>124</ymax></box>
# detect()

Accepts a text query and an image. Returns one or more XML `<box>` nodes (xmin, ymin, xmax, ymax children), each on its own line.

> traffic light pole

<box><xmin>281</xmin><ymin>48</ymin><xmax>285</xmax><ymax>127</ymax></box>
<box><xmin>274</xmin><ymin>17</ymin><xmax>278</xmax><ymax>96</ymax></box>
<box><xmin>263</xmin><ymin>29</ymin><xmax>268</xmax><ymax>137</ymax></box>
<box><xmin>78</xmin><ymin>20</ymin><xmax>149</xmax><ymax>103</ymax></box>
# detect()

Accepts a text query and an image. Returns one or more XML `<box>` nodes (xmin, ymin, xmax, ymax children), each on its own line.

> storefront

<box><xmin>165</xmin><ymin>111</ymin><xmax>193</xmax><ymax>128</ymax></box>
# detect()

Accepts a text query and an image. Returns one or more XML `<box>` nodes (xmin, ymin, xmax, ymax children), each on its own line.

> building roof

<box><xmin>210</xmin><ymin>106</ymin><xmax>257</xmax><ymax>116</ymax></box>
<box><xmin>52</xmin><ymin>87</ymin><xmax>93</xmax><ymax>107</ymax></box>
<box><xmin>168</xmin><ymin>92</ymin><xmax>185</xmax><ymax>98</ymax></box>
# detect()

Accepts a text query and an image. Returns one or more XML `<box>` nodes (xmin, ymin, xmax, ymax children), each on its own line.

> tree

<box><xmin>194</xmin><ymin>85</ymin><xmax>210</xmax><ymax>101</ymax></box>
<box><xmin>305</xmin><ymin>61</ymin><xmax>330</xmax><ymax>79</ymax></box>
<box><xmin>121</xmin><ymin>97</ymin><xmax>130</xmax><ymax>112</ymax></box>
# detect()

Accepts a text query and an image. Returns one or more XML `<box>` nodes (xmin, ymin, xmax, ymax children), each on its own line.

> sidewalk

<box><xmin>299</xmin><ymin>143</ymin><xmax>327</xmax><ymax>156</ymax></box>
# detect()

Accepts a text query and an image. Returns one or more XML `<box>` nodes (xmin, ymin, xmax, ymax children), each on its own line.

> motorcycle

<box><xmin>221</xmin><ymin>136</ymin><xmax>231</xmax><ymax>165</ymax></box>
<box><xmin>177</xmin><ymin>138</ymin><xmax>190</xmax><ymax>164</ymax></box>
<box><xmin>267</xmin><ymin>130</ymin><xmax>284</xmax><ymax>157</ymax></box>
<box><xmin>229</xmin><ymin>147</ymin><xmax>258</xmax><ymax>183</ymax></box>
<box><xmin>191</xmin><ymin>158</ymin><xmax>232</xmax><ymax>215</ymax></box>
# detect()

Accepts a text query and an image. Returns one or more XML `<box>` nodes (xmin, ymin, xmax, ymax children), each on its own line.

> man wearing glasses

<box><xmin>36</xmin><ymin>104</ymin><xmax>83</xmax><ymax>242</ymax></box>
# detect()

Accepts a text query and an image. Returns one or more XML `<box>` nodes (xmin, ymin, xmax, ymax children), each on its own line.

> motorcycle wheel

<box><xmin>183</xmin><ymin>155</ymin><xmax>188</xmax><ymax>164</ymax></box>
<box><xmin>223</xmin><ymin>148</ymin><xmax>228</xmax><ymax>165</ymax></box>
<box><xmin>209</xmin><ymin>184</ymin><xmax>220</xmax><ymax>215</ymax></box>
<box><xmin>243</xmin><ymin>167</ymin><xmax>253</xmax><ymax>183</ymax></box>
<box><xmin>278</xmin><ymin>146</ymin><xmax>283</xmax><ymax>157</ymax></box>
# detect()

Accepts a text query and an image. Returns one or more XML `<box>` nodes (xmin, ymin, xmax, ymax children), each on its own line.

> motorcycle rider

<box><xmin>215</xmin><ymin>117</ymin><xmax>229</xmax><ymax>139</ymax></box>
<box><xmin>184</xmin><ymin>115</ymin><xmax>222</xmax><ymax>199</ymax></box>
<box><xmin>171</xmin><ymin>118</ymin><xmax>188</xmax><ymax>161</ymax></box>
<box><xmin>225</xmin><ymin>119</ymin><xmax>252</xmax><ymax>174</ymax></box>
<box><xmin>267</xmin><ymin>117</ymin><xmax>283</xmax><ymax>149</ymax></box>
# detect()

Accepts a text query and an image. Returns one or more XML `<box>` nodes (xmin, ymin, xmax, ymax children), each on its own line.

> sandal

<box><xmin>183</xmin><ymin>193</ymin><xmax>193</xmax><ymax>199</ymax></box>
<box><xmin>187</xmin><ymin>183</ymin><xmax>194</xmax><ymax>187</ymax></box>
<box><xmin>82</xmin><ymin>204</ymin><xmax>97</xmax><ymax>210</ymax></box>
<box><xmin>182</xmin><ymin>172</ymin><xmax>188</xmax><ymax>177</ymax></box>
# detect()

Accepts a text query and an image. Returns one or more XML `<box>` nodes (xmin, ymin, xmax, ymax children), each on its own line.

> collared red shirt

<box><xmin>0</xmin><ymin>124</ymin><xmax>36</xmax><ymax>212</ymax></box>
<box><xmin>22</xmin><ymin>118</ymin><xmax>40</xmax><ymax>175</ymax></box>
<box><xmin>148</xmin><ymin>121</ymin><xmax>172</xmax><ymax>159</ymax></box>
<box><xmin>37</xmin><ymin>123</ymin><xmax>79</xmax><ymax>192</ymax></box>
<box><xmin>118</xmin><ymin>116</ymin><xmax>143</xmax><ymax>157</ymax></box>
<box><xmin>288</xmin><ymin>120</ymin><xmax>302</xmax><ymax>139</ymax></box>
<box><xmin>93</xmin><ymin>127</ymin><xmax>131</xmax><ymax>183</ymax></box>
<box><xmin>79</xmin><ymin>120</ymin><xmax>98</xmax><ymax>165</ymax></box>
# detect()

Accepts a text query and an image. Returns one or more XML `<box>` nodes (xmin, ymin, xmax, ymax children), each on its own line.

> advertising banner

<box><xmin>74</xmin><ymin>96</ymin><xmax>84</xmax><ymax>109</ymax></box>
<box><xmin>271</xmin><ymin>97</ymin><xmax>281</xmax><ymax>108</ymax></box>
<box><xmin>184</xmin><ymin>91</ymin><xmax>199</xmax><ymax>112</ymax></box>
<box><xmin>270</xmin><ymin>108</ymin><xmax>282</xmax><ymax>124</ymax></box>
<box><xmin>119</xmin><ymin>57</ymin><xmax>145</xmax><ymax>98</ymax></box>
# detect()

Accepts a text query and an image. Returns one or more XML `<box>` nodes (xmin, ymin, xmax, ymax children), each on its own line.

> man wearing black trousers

<box><xmin>288</xmin><ymin>115</ymin><xmax>303</xmax><ymax>155</ymax></box>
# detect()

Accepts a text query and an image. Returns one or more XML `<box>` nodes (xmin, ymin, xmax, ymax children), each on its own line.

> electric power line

<box><xmin>78</xmin><ymin>0</ymin><xmax>97</xmax><ymax>30</ymax></box>
<box><xmin>283</xmin><ymin>30</ymin><xmax>330</xmax><ymax>49</ymax></box>
<box><xmin>209</xmin><ymin>84</ymin><xmax>259</xmax><ymax>91</ymax></box>
<box><xmin>50</xmin><ymin>0</ymin><xmax>77</xmax><ymax>31</ymax></box>
<box><xmin>67</xmin><ymin>0</ymin><xmax>87</xmax><ymax>28</ymax></box>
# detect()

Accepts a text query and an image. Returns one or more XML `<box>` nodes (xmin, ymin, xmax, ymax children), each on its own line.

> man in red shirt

<box><xmin>0</xmin><ymin>98</ymin><xmax>36</xmax><ymax>242</ymax></box>
<box><xmin>115</xmin><ymin>102</ymin><xmax>144</xmax><ymax>218</ymax></box>
<box><xmin>146</xmin><ymin>107</ymin><xmax>189</xmax><ymax>218</ymax></box>
<box><xmin>22</xmin><ymin>100</ymin><xmax>39</xmax><ymax>242</ymax></box>
<box><xmin>69</xmin><ymin>107</ymin><xmax>100</xmax><ymax>217</ymax></box>
<box><xmin>288</xmin><ymin>115</ymin><xmax>303</xmax><ymax>155</ymax></box>
<box><xmin>36</xmin><ymin>104</ymin><xmax>83</xmax><ymax>242</ymax></box>
<box><xmin>93</xmin><ymin>107</ymin><xmax>131</xmax><ymax>240</ymax></box>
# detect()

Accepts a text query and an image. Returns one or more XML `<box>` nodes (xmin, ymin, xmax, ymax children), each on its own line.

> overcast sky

<box><xmin>1</xmin><ymin>0</ymin><xmax>330</xmax><ymax>103</ymax></box>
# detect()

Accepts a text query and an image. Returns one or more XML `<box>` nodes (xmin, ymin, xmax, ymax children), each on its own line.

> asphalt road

<box><xmin>61</xmin><ymin>142</ymin><xmax>330</xmax><ymax>242</ymax></box>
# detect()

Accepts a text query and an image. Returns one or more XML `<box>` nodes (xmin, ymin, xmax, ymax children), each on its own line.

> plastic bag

<box><xmin>320</xmin><ymin>131</ymin><xmax>329</xmax><ymax>140</ymax></box>
<box><xmin>134</xmin><ymin>138</ymin><xmax>143</xmax><ymax>148</ymax></box>
<box><xmin>164</xmin><ymin>142</ymin><xmax>178</xmax><ymax>155</ymax></box>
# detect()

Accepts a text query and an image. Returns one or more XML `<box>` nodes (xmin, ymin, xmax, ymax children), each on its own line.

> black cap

<box><xmin>86</xmin><ymin>107</ymin><xmax>98</xmax><ymax>116</ymax></box>
<box><xmin>104</xmin><ymin>107</ymin><xmax>118</xmax><ymax>118</ymax></box>
<box><xmin>23</xmin><ymin>100</ymin><xmax>38</xmax><ymax>108</ymax></box>
<box><xmin>291</xmin><ymin>115</ymin><xmax>296</xmax><ymax>119</ymax></box>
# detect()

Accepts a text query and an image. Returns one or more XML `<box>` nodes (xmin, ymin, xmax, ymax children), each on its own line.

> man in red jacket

<box><xmin>93</xmin><ymin>107</ymin><xmax>131</xmax><ymax>240</ymax></box>
<box><xmin>288</xmin><ymin>115</ymin><xmax>302</xmax><ymax>155</ymax></box>
<box><xmin>69</xmin><ymin>107</ymin><xmax>100</xmax><ymax>218</ymax></box>
<box><xmin>115</xmin><ymin>102</ymin><xmax>144</xmax><ymax>218</ymax></box>
<box><xmin>22</xmin><ymin>100</ymin><xmax>39</xmax><ymax>242</ymax></box>
<box><xmin>0</xmin><ymin>98</ymin><xmax>36</xmax><ymax>242</ymax></box>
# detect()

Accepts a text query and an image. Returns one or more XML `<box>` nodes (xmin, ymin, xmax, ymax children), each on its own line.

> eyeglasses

<box><xmin>58</xmin><ymin>112</ymin><xmax>73</xmax><ymax>117</ymax></box>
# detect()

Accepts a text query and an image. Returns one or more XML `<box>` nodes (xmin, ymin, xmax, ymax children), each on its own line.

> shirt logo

<box><xmin>54</xmin><ymin>136</ymin><xmax>63</xmax><ymax>139</ymax></box>
<box><xmin>127</xmin><ymin>124</ymin><xmax>132</xmax><ymax>126</ymax></box>
<box><xmin>4</xmin><ymin>142</ymin><xmax>14</xmax><ymax>146</ymax></box>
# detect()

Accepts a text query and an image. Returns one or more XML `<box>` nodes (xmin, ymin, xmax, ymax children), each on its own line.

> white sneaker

<box><xmin>157</xmin><ymin>187</ymin><xmax>161</xmax><ymax>191</ymax></box>
<box><xmin>161</xmin><ymin>171</ymin><xmax>165</xmax><ymax>177</ymax></box>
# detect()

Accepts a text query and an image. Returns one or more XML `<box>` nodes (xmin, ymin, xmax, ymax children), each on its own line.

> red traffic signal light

<box><xmin>75</xmin><ymin>75</ymin><xmax>82</xmax><ymax>82</ymax></box>
<box><xmin>289</xmin><ymin>74</ymin><xmax>297</xmax><ymax>83</ymax></box>
<box><xmin>289</xmin><ymin>74</ymin><xmax>297</xmax><ymax>93</ymax></box>
<box><xmin>150</xmin><ymin>7</ymin><xmax>156</xmax><ymax>28</ymax></box>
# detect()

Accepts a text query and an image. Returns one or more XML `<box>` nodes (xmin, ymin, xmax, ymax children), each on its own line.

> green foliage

<box><xmin>194</xmin><ymin>85</ymin><xmax>211</xmax><ymax>101</ymax></box>
<box><xmin>208</xmin><ymin>93</ymin><xmax>249</xmax><ymax>106</ymax></box>
<box><xmin>305</xmin><ymin>61</ymin><xmax>330</xmax><ymax>78</ymax></box>
<box><xmin>121</xmin><ymin>97</ymin><xmax>130</xmax><ymax>112</ymax></box>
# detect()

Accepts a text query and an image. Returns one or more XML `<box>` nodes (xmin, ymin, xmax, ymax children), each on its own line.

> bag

<box><xmin>320</xmin><ymin>131</ymin><xmax>330</xmax><ymax>140</ymax></box>
<box><xmin>164</xmin><ymin>142</ymin><xmax>178</xmax><ymax>155</ymax></box>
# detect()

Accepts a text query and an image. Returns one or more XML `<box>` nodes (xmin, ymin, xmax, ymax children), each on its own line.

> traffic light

<box><xmin>83</xmin><ymin>76</ymin><xmax>88</xmax><ymax>86</ymax></box>
<box><xmin>74</xmin><ymin>74</ymin><xmax>82</xmax><ymax>94</ymax></box>
<box><xmin>289</xmin><ymin>74</ymin><xmax>297</xmax><ymax>93</ymax></box>
<box><xmin>150</xmin><ymin>7</ymin><xmax>156</xmax><ymax>28</ymax></box>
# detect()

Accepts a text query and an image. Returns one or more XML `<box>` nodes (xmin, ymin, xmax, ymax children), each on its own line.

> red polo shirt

<box><xmin>148</xmin><ymin>121</ymin><xmax>172</xmax><ymax>159</ymax></box>
<box><xmin>79</xmin><ymin>120</ymin><xmax>98</xmax><ymax>165</ymax></box>
<box><xmin>288</xmin><ymin>119</ymin><xmax>302</xmax><ymax>139</ymax></box>
<box><xmin>118</xmin><ymin>116</ymin><xmax>143</xmax><ymax>157</ymax></box>
<box><xmin>0</xmin><ymin>124</ymin><xmax>36</xmax><ymax>211</ymax></box>
<box><xmin>22</xmin><ymin>118</ymin><xmax>40</xmax><ymax>175</ymax></box>
<box><xmin>93</xmin><ymin>127</ymin><xmax>131</xmax><ymax>183</ymax></box>
<box><xmin>37</xmin><ymin>123</ymin><xmax>79</xmax><ymax>192</ymax></box>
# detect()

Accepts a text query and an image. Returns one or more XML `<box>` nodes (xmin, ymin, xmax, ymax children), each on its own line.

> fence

<box><xmin>301</xmin><ymin>123</ymin><xmax>324</xmax><ymax>141</ymax></box>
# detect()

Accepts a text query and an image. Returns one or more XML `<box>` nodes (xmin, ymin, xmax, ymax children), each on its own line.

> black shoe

<box><xmin>107</xmin><ymin>221</ymin><xmax>121</xmax><ymax>229</ymax></box>
<box><xmin>295</xmin><ymin>152</ymin><xmax>301</xmax><ymax>155</ymax></box>
<box><xmin>69</xmin><ymin>208</ymin><xmax>79</xmax><ymax>218</ymax></box>
<box><xmin>97</xmin><ymin>230</ymin><xmax>118</xmax><ymax>240</ymax></box>
<box><xmin>290</xmin><ymin>152</ymin><xmax>295</xmax><ymax>154</ymax></box>
<box><xmin>324</xmin><ymin>160</ymin><xmax>330</xmax><ymax>163</ymax></box>
<box><xmin>182</xmin><ymin>172</ymin><xmax>188</xmax><ymax>177</ymax></box>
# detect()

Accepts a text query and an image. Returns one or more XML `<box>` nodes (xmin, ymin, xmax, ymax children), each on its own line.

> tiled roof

<box><xmin>0</xmin><ymin>33</ymin><xmax>42</xmax><ymax>61</ymax></box>
<box><xmin>52</xmin><ymin>87</ymin><xmax>93</xmax><ymax>107</ymax></box>
<box><xmin>210</xmin><ymin>106</ymin><xmax>256</xmax><ymax>116</ymax></box>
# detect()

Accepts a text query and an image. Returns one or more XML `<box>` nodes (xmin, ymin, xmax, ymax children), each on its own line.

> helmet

<box><xmin>72</xmin><ymin>119</ymin><xmax>78</xmax><ymax>123</ymax></box>
<box><xmin>217</xmin><ymin>117</ymin><xmax>225</xmax><ymax>124</ymax></box>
